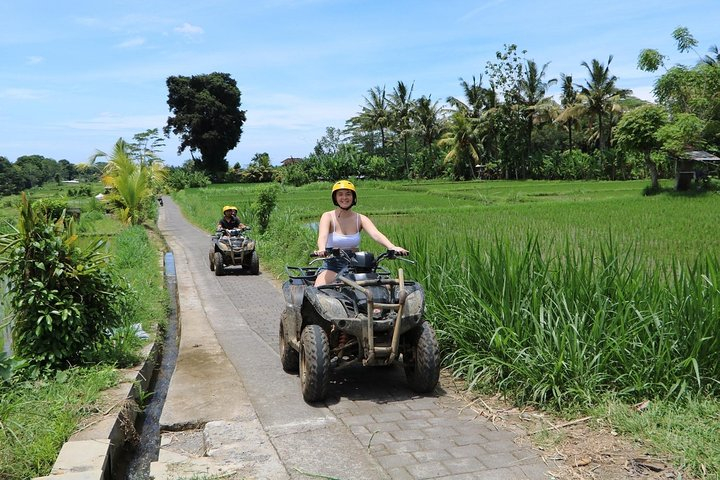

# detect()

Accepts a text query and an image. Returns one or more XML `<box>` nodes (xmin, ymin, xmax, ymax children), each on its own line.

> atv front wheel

<box><xmin>209</xmin><ymin>249</ymin><xmax>216</xmax><ymax>271</ymax></box>
<box><xmin>404</xmin><ymin>322</ymin><xmax>440</xmax><ymax>393</ymax></box>
<box><xmin>300</xmin><ymin>324</ymin><xmax>329</xmax><ymax>402</ymax></box>
<box><xmin>214</xmin><ymin>252</ymin><xmax>224</xmax><ymax>276</ymax></box>
<box><xmin>279</xmin><ymin>314</ymin><xmax>299</xmax><ymax>373</ymax></box>
<box><xmin>249</xmin><ymin>251</ymin><xmax>259</xmax><ymax>275</ymax></box>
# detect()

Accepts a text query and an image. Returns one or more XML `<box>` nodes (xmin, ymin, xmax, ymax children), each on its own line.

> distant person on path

<box><xmin>217</xmin><ymin>205</ymin><xmax>245</xmax><ymax>231</ymax></box>
<box><xmin>313</xmin><ymin>180</ymin><xmax>408</xmax><ymax>286</ymax></box>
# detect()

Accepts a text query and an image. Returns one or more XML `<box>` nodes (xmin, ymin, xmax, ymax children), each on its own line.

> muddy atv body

<box><xmin>279</xmin><ymin>249</ymin><xmax>440</xmax><ymax>403</ymax></box>
<box><xmin>209</xmin><ymin>227</ymin><xmax>259</xmax><ymax>275</ymax></box>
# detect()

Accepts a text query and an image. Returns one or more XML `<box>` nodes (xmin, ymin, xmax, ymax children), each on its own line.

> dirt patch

<box><xmin>439</xmin><ymin>370</ymin><xmax>689</xmax><ymax>480</ymax></box>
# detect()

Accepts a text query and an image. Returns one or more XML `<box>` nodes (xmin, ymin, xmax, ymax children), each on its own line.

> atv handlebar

<box><xmin>216</xmin><ymin>226</ymin><xmax>251</xmax><ymax>236</ymax></box>
<box><xmin>310</xmin><ymin>248</ymin><xmax>414</xmax><ymax>264</ymax></box>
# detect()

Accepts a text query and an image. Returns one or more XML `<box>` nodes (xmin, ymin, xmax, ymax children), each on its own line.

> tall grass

<box><xmin>0</xmin><ymin>367</ymin><xmax>117</xmax><ymax>480</ymax></box>
<box><xmin>398</xmin><ymin>232</ymin><xmax>720</xmax><ymax>409</ymax></box>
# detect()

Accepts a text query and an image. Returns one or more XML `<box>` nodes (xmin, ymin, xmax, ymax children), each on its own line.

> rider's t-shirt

<box><xmin>219</xmin><ymin>216</ymin><xmax>241</xmax><ymax>229</ymax></box>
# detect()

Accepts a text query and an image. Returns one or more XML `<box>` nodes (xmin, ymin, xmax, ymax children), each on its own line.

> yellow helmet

<box><xmin>331</xmin><ymin>180</ymin><xmax>357</xmax><ymax>206</ymax></box>
<box><xmin>222</xmin><ymin>205</ymin><xmax>238</xmax><ymax>214</ymax></box>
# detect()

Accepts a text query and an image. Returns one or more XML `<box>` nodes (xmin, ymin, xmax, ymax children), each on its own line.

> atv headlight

<box><xmin>404</xmin><ymin>289</ymin><xmax>424</xmax><ymax>317</ymax></box>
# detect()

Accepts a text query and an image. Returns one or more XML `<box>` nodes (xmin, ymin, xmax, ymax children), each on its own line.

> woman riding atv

<box><xmin>313</xmin><ymin>180</ymin><xmax>408</xmax><ymax>286</ymax></box>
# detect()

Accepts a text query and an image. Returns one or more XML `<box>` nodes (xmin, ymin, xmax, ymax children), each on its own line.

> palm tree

<box><xmin>556</xmin><ymin>73</ymin><xmax>580</xmax><ymax>150</ymax></box>
<box><xmin>438</xmin><ymin>112</ymin><xmax>482</xmax><ymax>179</ymax></box>
<box><xmin>360</xmin><ymin>86</ymin><xmax>390</xmax><ymax>156</ymax></box>
<box><xmin>578</xmin><ymin>56</ymin><xmax>632</xmax><ymax>150</ymax></box>
<box><xmin>446</xmin><ymin>76</ymin><xmax>492</xmax><ymax>118</ymax></box>
<box><xmin>516</xmin><ymin>60</ymin><xmax>557</xmax><ymax>176</ymax></box>
<box><xmin>702</xmin><ymin>45</ymin><xmax>720</xmax><ymax>66</ymax></box>
<box><xmin>388</xmin><ymin>81</ymin><xmax>415</xmax><ymax>175</ymax></box>
<box><xmin>413</xmin><ymin>95</ymin><xmax>444</xmax><ymax>148</ymax></box>
<box><xmin>89</xmin><ymin>138</ymin><xmax>163</xmax><ymax>225</ymax></box>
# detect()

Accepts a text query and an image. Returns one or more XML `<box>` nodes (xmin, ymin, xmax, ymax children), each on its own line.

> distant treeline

<box><xmin>0</xmin><ymin>155</ymin><xmax>105</xmax><ymax>196</ymax></box>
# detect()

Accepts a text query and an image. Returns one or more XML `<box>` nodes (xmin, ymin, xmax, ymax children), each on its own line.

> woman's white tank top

<box><xmin>326</xmin><ymin>212</ymin><xmax>361</xmax><ymax>249</ymax></box>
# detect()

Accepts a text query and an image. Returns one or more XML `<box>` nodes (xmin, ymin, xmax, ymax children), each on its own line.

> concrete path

<box><xmin>153</xmin><ymin>195</ymin><xmax>553</xmax><ymax>480</ymax></box>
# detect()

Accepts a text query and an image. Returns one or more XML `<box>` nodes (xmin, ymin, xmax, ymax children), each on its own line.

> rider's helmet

<box><xmin>331</xmin><ymin>180</ymin><xmax>357</xmax><ymax>207</ymax></box>
<box><xmin>222</xmin><ymin>205</ymin><xmax>238</xmax><ymax>215</ymax></box>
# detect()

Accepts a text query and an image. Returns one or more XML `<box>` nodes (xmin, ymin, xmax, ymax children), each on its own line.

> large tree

<box><xmin>614</xmin><ymin>105</ymin><xmax>668</xmax><ymax>190</ymax></box>
<box><xmin>164</xmin><ymin>72</ymin><xmax>246</xmax><ymax>175</ymax></box>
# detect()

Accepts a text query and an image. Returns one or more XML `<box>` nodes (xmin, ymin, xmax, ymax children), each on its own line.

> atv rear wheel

<box><xmin>404</xmin><ymin>322</ymin><xmax>440</xmax><ymax>393</ymax></box>
<box><xmin>300</xmin><ymin>324</ymin><xmax>329</xmax><ymax>402</ymax></box>
<box><xmin>209</xmin><ymin>249</ymin><xmax>216</xmax><ymax>271</ymax></box>
<box><xmin>214</xmin><ymin>251</ymin><xmax>224</xmax><ymax>276</ymax></box>
<box><xmin>249</xmin><ymin>251</ymin><xmax>259</xmax><ymax>275</ymax></box>
<box><xmin>279</xmin><ymin>313</ymin><xmax>299</xmax><ymax>373</ymax></box>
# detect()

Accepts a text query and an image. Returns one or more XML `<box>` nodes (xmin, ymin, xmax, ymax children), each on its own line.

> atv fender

<box><xmin>304</xmin><ymin>287</ymin><xmax>347</xmax><ymax>323</ymax></box>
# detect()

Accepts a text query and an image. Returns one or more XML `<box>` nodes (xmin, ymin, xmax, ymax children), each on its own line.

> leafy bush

<box><xmin>31</xmin><ymin>197</ymin><xmax>68</xmax><ymax>220</ymax></box>
<box><xmin>165</xmin><ymin>167</ymin><xmax>211</xmax><ymax>191</ymax></box>
<box><xmin>0</xmin><ymin>193</ymin><xmax>134</xmax><ymax>372</ymax></box>
<box><xmin>252</xmin><ymin>184</ymin><xmax>279</xmax><ymax>233</ymax></box>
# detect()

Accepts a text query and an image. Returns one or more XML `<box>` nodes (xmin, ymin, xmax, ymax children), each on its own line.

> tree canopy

<box><xmin>164</xmin><ymin>72</ymin><xmax>246</xmax><ymax>175</ymax></box>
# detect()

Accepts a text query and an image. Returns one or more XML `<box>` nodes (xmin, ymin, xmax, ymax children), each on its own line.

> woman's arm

<box><xmin>315</xmin><ymin>211</ymin><xmax>332</xmax><ymax>254</ymax></box>
<box><xmin>359</xmin><ymin>214</ymin><xmax>407</xmax><ymax>253</ymax></box>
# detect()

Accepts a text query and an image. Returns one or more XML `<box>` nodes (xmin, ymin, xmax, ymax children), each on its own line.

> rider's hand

<box><xmin>392</xmin><ymin>247</ymin><xmax>409</xmax><ymax>256</ymax></box>
<box><xmin>312</xmin><ymin>249</ymin><xmax>328</xmax><ymax>257</ymax></box>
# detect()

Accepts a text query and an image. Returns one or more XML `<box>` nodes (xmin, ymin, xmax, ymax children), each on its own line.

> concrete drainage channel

<box><xmin>35</xmin><ymin>251</ymin><xmax>180</xmax><ymax>480</ymax></box>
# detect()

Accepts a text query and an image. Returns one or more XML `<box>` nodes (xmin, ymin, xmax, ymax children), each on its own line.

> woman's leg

<box><xmin>314</xmin><ymin>269</ymin><xmax>337</xmax><ymax>286</ymax></box>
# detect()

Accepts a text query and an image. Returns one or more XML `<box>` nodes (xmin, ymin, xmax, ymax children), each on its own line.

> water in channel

<box><xmin>116</xmin><ymin>251</ymin><xmax>179</xmax><ymax>480</ymax></box>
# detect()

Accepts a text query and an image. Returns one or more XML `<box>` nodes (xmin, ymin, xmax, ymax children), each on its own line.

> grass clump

<box><xmin>0</xmin><ymin>367</ymin><xmax>118</xmax><ymax>480</ymax></box>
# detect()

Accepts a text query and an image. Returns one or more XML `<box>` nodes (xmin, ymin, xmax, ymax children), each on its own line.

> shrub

<box><xmin>31</xmin><ymin>197</ymin><xmax>68</xmax><ymax>221</ymax></box>
<box><xmin>252</xmin><ymin>184</ymin><xmax>280</xmax><ymax>233</ymax></box>
<box><xmin>0</xmin><ymin>193</ymin><xmax>134</xmax><ymax>372</ymax></box>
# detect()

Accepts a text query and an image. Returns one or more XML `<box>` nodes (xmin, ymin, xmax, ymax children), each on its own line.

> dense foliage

<box><xmin>0</xmin><ymin>194</ymin><xmax>134</xmax><ymax>372</ymax></box>
<box><xmin>164</xmin><ymin>72</ymin><xmax>246</xmax><ymax>176</ymax></box>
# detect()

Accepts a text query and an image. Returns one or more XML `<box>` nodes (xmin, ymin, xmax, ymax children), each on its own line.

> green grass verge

<box><xmin>0</xmin><ymin>367</ymin><xmax>118</xmax><ymax>480</ymax></box>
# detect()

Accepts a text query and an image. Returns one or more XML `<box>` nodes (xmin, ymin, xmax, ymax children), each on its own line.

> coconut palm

<box><xmin>446</xmin><ymin>75</ymin><xmax>493</xmax><ymax>118</ymax></box>
<box><xmin>413</xmin><ymin>95</ymin><xmax>444</xmax><ymax>148</ymax></box>
<box><xmin>89</xmin><ymin>138</ymin><xmax>163</xmax><ymax>225</ymax></box>
<box><xmin>360</xmin><ymin>86</ymin><xmax>390</xmax><ymax>155</ymax></box>
<box><xmin>556</xmin><ymin>73</ymin><xmax>580</xmax><ymax>150</ymax></box>
<box><xmin>516</xmin><ymin>60</ymin><xmax>557</xmax><ymax>175</ymax></box>
<box><xmin>438</xmin><ymin>111</ymin><xmax>482</xmax><ymax>179</ymax></box>
<box><xmin>578</xmin><ymin>56</ymin><xmax>632</xmax><ymax>150</ymax></box>
<box><xmin>388</xmin><ymin>81</ymin><xmax>415</xmax><ymax>175</ymax></box>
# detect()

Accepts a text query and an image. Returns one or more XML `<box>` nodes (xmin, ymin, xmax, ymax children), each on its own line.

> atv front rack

<box><xmin>334</xmin><ymin>268</ymin><xmax>408</xmax><ymax>366</ymax></box>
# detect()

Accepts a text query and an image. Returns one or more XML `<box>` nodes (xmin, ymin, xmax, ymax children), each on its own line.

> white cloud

<box><xmin>0</xmin><ymin>88</ymin><xmax>46</xmax><ymax>100</ymax></box>
<box><xmin>26</xmin><ymin>56</ymin><xmax>44</xmax><ymax>65</ymax></box>
<box><xmin>174</xmin><ymin>22</ymin><xmax>204</xmax><ymax>37</ymax></box>
<box><xmin>117</xmin><ymin>37</ymin><xmax>146</xmax><ymax>48</ymax></box>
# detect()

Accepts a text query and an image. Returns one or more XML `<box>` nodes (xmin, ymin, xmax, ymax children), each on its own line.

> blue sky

<box><xmin>0</xmin><ymin>0</ymin><xmax>717</xmax><ymax>168</ymax></box>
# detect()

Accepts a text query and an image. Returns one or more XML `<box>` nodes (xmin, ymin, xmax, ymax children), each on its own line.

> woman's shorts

<box><xmin>316</xmin><ymin>256</ymin><xmax>349</xmax><ymax>274</ymax></box>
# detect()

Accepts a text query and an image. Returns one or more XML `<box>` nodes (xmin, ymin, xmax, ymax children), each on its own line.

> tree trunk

<box><xmin>645</xmin><ymin>152</ymin><xmax>659</xmax><ymax>190</ymax></box>
<box><xmin>675</xmin><ymin>158</ymin><xmax>693</xmax><ymax>191</ymax></box>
